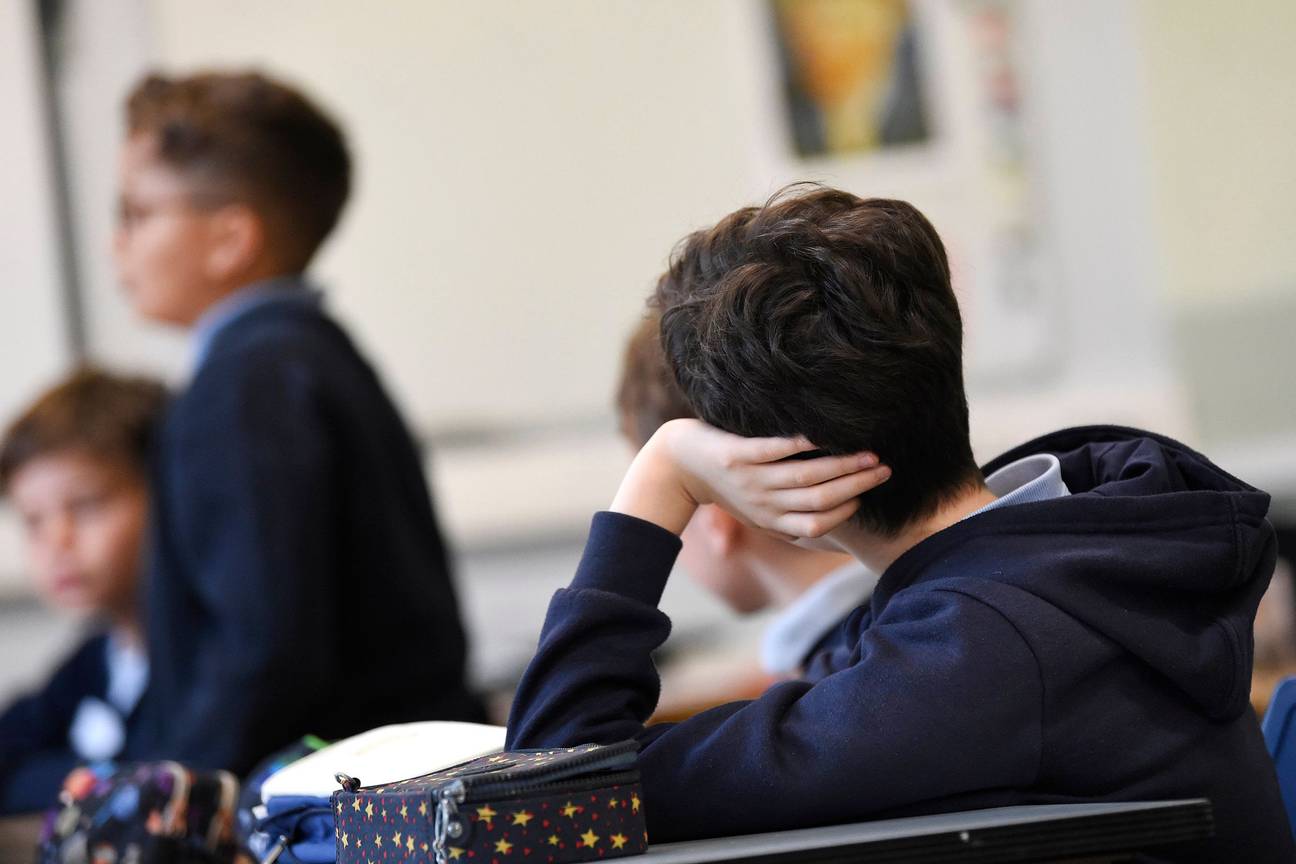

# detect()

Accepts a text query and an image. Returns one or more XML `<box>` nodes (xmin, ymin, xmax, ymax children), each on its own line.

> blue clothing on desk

<box><xmin>134</xmin><ymin>278</ymin><xmax>482</xmax><ymax>777</ymax></box>
<box><xmin>0</xmin><ymin>634</ymin><xmax>143</xmax><ymax>814</ymax></box>
<box><xmin>507</xmin><ymin>426</ymin><xmax>1295</xmax><ymax>862</ymax></box>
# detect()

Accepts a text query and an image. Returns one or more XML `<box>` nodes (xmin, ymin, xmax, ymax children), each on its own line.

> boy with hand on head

<box><xmin>116</xmin><ymin>70</ymin><xmax>481</xmax><ymax>776</ymax></box>
<box><xmin>509</xmin><ymin>187</ymin><xmax>1293</xmax><ymax>860</ymax></box>
<box><xmin>616</xmin><ymin>315</ymin><xmax>877</xmax><ymax>677</ymax></box>
<box><xmin>0</xmin><ymin>369</ymin><xmax>165</xmax><ymax>814</ymax></box>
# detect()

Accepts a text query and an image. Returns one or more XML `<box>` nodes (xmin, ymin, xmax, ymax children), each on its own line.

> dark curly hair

<box><xmin>654</xmin><ymin>184</ymin><xmax>980</xmax><ymax>536</ymax></box>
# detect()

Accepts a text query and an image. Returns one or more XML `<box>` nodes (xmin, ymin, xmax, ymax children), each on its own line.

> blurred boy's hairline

<box><xmin>615</xmin><ymin>313</ymin><xmax>696</xmax><ymax>449</ymax></box>
<box><xmin>0</xmin><ymin>367</ymin><xmax>168</xmax><ymax>494</ymax></box>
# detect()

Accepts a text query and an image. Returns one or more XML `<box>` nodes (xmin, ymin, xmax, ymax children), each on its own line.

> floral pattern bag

<box><xmin>37</xmin><ymin>762</ymin><xmax>240</xmax><ymax>864</ymax></box>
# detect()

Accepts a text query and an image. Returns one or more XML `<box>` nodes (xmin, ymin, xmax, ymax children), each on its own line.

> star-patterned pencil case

<box><xmin>331</xmin><ymin>740</ymin><xmax>646</xmax><ymax>864</ymax></box>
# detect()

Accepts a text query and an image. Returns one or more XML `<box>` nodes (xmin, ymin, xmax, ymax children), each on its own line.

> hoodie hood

<box><xmin>881</xmin><ymin>426</ymin><xmax>1277</xmax><ymax>722</ymax></box>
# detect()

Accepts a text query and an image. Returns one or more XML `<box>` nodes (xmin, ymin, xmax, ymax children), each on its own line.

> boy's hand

<box><xmin>611</xmin><ymin>418</ymin><xmax>890</xmax><ymax>539</ymax></box>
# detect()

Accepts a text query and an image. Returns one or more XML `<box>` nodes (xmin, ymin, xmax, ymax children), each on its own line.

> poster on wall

<box><xmin>761</xmin><ymin>0</ymin><xmax>1063</xmax><ymax>386</ymax></box>
<box><xmin>770</xmin><ymin>0</ymin><xmax>931</xmax><ymax>157</ymax></box>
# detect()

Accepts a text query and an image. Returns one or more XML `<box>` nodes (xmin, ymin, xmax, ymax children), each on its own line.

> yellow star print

<box><xmin>477</xmin><ymin>804</ymin><xmax>498</xmax><ymax>825</ymax></box>
<box><xmin>352</xmin><ymin>798</ymin><xmax>361</xmax><ymax>812</ymax></box>
<box><xmin>406</xmin><ymin>836</ymin><xmax>414</xmax><ymax>853</ymax></box>
<box><xmin>448</xmin><ymin>848</ymin><xmax>464</xmax><ymax>860</ymax></box>
<box><xmin>392</xmin><ymin>831</ymin><xmax>401</xmax><ymax>846</ymax></box>
<box><xmin>374</xmin><ymin>835</ymin><xmax>382</xmax><ymax>849</ymax></box>
<box><xmin>548</xmin><ymin>835</ymin><xmax>561</xmax><ymax>846</ymax></box>
<box><xmin>365</xmin><ymin>801</ymin><xmax>374</xmax><ymax>818</ymax></box>
<box><xmin>511</xmin><ymin>810</ymin><xmax>534</xmax><ymax>827</ymax></box>
<box><xmin>581</xmin><ymin>829</ymin><xmax>600</xmax><ymax>848</ymax></box>
<box><xmin>611</xmin><ymin>833</ymin><xmax>629</xmax><ymax>850</ymax></box>
<box><xmin>561</xmin><ymin>801</ymin><xmax>582</xmax><ymax>818</ymax></box>
<box><xmin>418</xmin><ymin>801</ymin><xmax>428</xmax><ymax>817</ymax></box>
<box><xmin>608</xmin><ymin>797</ymin><xmax>619</xmax><ymax>809</ymax></box>
<box><xmin>494</xmin><ymin>838</ymin><xmax>513</xmax><ymax>854</ymax></box>
<box><xmin>631</xmin><ymin>794</ymin><xmax>641</xmax><ymax>813</ymax></box>
<box><xmin>399</xmin><ymin>803</ymin><xmax>408</xmax><ymax>819</ymax></box>
<box><xmin>341</xmin><ymin>832</ymin><xmax>349</xmax><ymax>848</ymax></box>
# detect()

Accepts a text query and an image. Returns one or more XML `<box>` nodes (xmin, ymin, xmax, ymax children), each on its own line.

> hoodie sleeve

<box><xmin>507</xmin><ymin>511</ymin><xmax>1044</xmax><ymax>842</ymax></box>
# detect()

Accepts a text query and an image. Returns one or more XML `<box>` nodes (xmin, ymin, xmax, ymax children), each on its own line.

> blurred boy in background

<box><xmin>116</xmin><ymin>70</ymin><xmax>481</xmax><ymax>776</ymax></box>
<box><xmin>0</xmin><ymin>369</ymin><xmax>165</xmax><ymax>813</ymax></box>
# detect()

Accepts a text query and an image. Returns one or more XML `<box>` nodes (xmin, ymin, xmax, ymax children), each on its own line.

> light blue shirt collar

<box><xmin>760</xmin><ymin>561</ymin><xmax>878</xmax><ymax>675</ymax></box>
<box><xmin>966</xmin><ymin>453</ymin><xmax>1072</xmax><ymax>519</ymax></box>
<box><xmin>68</xmin><ymin>632</ymin><xmax>148</xmax><ymax>762</ymax></box>
<box><xmin>191</xmin><ymin>275</ymin><xmax>321</xmax><ymax>370</ymax></box>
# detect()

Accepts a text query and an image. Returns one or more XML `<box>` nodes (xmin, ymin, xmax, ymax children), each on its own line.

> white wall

<box><xmin>0</xmin><ymin>0</ymin><xmax>73</xmax><ymax>592</ymax></box>
<box><xmin>1137</xmin><ymin>0</ymin><xmax>1296</xmax><ymax>312</ymax></box>
<box><xmin>1132</xmin><ymin>0</ymin><xmax>1296</xmax><ymax>501</ymax></box>
<box><xmin>0</xmin><ymin>1</ymin><xmax>69</xmax><ymax>418</ymax></box>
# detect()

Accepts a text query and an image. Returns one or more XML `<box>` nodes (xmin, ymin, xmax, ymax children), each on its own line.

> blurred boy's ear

<box><xmin>203</xmin><ymin>203</ymin><xmax>267</xmax><ymax>282</ymax></box>
<box><xmin>696</xmin><ymin>505</ymin><xmax>746</xmax><ymax>557</ymax></box>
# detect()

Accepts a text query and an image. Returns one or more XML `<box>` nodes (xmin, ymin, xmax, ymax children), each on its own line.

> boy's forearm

<box><xmin>610</xmin><ymin>430</ymin><xmax>697</xmax><ymax>535</ymax></box>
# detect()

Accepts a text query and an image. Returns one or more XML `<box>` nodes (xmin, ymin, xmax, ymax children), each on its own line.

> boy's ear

<box><xmin>203</xmin><ymin>203</ymin><xmax>266</xmax><ymax>281</ymax></box>
<box><xmin>701</xmin><ymin>505</ymin><xmax>747</xmax><ymax>556</ymax></box>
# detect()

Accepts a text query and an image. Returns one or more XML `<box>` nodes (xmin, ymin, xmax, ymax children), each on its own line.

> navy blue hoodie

<box><xmin>507</xmin><ymin>427</ymin><xmax>1295</xmax><ymax>862</ymax></box>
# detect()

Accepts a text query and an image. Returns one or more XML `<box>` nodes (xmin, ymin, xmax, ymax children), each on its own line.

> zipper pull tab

<box><xmin>334</xmin><ymin>772</ymin><xmax>361</xmax><ymax>793</ymax></box>
<box><xmin>432</xmin><ymin>780</ymin><xmax>467</xmax><ymax>864</ymax></box>
<box><xmin>260</xmin><ymin>834</ymin><xmax>289</xmax><ymax>864</ymax></box>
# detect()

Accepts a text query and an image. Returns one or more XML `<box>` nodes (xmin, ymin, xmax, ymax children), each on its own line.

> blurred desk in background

<box><xmin>0</xmin><ymin>814</ymin><xmax>42</xmax><ymax>861</ymax></box>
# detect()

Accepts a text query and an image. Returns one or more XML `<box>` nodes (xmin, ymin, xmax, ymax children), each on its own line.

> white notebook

<box><xmin>260</xmin><ymin>721</ymin><xmax>507</xmax><ymax>802</ymax></box>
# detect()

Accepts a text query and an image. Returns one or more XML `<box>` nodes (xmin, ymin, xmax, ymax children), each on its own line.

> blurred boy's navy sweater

<box><xmin>0</xmin><ymin>635</ymin><xmax>132</xmax><ymax>813</ymax></box>
<box><xmin>508</xmin><ymin>427</ymin><xmax>1294</xmax><ymax>862</ymax></box>
<box><xmin>136</xmin><ymin>285</ymin><xmax>481</xmax><ymax>775</ymax></box>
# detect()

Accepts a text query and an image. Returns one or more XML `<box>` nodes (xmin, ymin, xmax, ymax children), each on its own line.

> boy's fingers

<box><xmin>763</xmin><ymin>451</ymin><xmax>879</xmax><ymax>489</ymax></box>
<box><xmin>774</xmin><ymin>498</ymin><xmax>860</xmax><ymax>538</ymax></box>
<box><xmin>773</xmin><ymin>465</ymin><xmax>892</xmax><ymax>513</ymax></box>
<box><xmin>737</xmin><ymin>434</ymin><xmax>817</xmax><ymax>464</ymax></box>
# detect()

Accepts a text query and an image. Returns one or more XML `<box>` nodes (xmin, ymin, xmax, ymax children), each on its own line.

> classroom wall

<box><xmin>1138</xmin><ymin>0</ymin><xmax>1296</xmax><ymax>312</ymax></box>
<box><xmin>1136</xmin><ymin>0</ymin><xmax>1296</xmax><ymax>462</ymax></box>
<box><xmin>0</xmin><ymin>1</ymin><xmax>68</xmax><ymax>422</ymax></box>
<box><xmin>0</xmin><ymin>0</ymin><xmax>72</xmax><ymax>591</ymax></box>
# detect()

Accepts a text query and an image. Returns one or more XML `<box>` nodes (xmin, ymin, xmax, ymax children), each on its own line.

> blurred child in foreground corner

<box><xmin>0</xmin><ymin>369</ymin><xmax>165</xmax><ymax>814</ymax></box>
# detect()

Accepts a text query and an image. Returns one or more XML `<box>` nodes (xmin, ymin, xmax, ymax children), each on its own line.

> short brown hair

<box><xmin>0</xmin><ymin>368</ymin><xmax>168</xmax><ymax>492</ymax></box>
<box><xmin>126</xmin><ymin>70</ymin><xmax>351</xmax><ymax>269</ymax></box>
<box><xmin>655</xmin><ymin>184</ymin><xmax>979</xmax><ymax>536</ymax></box>
<box><xmin>615</xmin><ymin>314</ymin><xmax>695</xmax><ymax>448</ymax></box>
